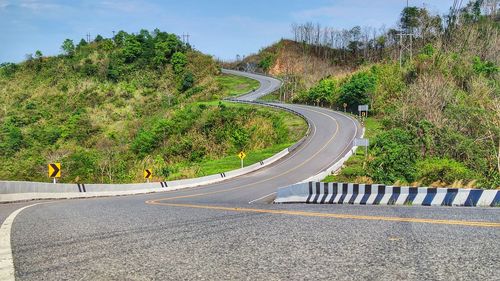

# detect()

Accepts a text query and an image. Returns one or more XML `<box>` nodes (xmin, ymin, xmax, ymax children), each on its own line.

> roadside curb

<box><xmin>275</xmin><ymin>182</ymin><xmax>500</xmax><ymax>207</ymax></box>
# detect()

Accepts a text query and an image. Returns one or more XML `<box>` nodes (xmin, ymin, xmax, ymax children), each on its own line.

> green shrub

<box><xmin>368</xmin><ymin>128</ymin><xmax>418</xmax><ymax>183</ymax></box>
<box><xmin>415</xmin><ymin>158</ymin><xmax>476</xmax><ymax>185</ymax></box>
<box><xmin>338</xmin><ymin>71</ymin><xmax>376</xmax><ymax>111</ymax></box>
<box><xmin>472</xmin><ymin>56</ymin><xmax>498</xmax><ymax>77</ymax></box>
<box><xmin>171</xmin><ymin>52</ymin><xmax>187</xmax><ymax>74</ymax></box>
<box><xmin>231</xmin><ymin>128</ymin><xmax>250</xmax><ymax>150</ymax></box>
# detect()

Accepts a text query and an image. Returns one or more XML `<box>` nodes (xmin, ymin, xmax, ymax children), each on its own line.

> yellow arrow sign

<box><xmin>48</xmin><ymin>163</ymin><xmax>61</xmax><ymax>178</ymax></box>
<box><xmin>238</xmin><ymin>151</ymin><xmax>246</xmax><ymax>160</ymax></box>
<box><xmin>144</xmin><ymin>169</ymin><xmax>152</xmax><ymax>179</ymax></box>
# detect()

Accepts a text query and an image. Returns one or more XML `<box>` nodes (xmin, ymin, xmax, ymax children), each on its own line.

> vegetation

<box><xmin>245</xmin><ymin>1</ymin><xmax>500</xmax><ymax>188</ymax></box>
<box><xmin>215</xmin><ymin>74</ymin><xmax>259</xmax><ymax>97</ymax></box>
<box><xmin>0</xmin><ymin>29</ymin><xmax>306</xmax><ymax>183</ymax></box>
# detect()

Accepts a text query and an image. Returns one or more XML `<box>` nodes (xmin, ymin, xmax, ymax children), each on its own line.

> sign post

<box><xmin>238</xmin><ymin>151</ymin><xmax>246</xmax><ymax>168</ymax></box>
<box><xmin>353</xmin><ymin>138</ymin><xmax>369</xmax><ymax>168</ymax></box>
<box><xmin>144</xmin><ymin>169</ymin><xmax>152</xmax><ymax>183</ymax></box>
<box><xmin>358</xmin><ymin>104</ymin><xmax>369</xmax><ymax>121</ymax></box>
<box><xmin>48</xmin><ymin>163</ymin><xmax>61</xmax><ymax>184</ymax></box>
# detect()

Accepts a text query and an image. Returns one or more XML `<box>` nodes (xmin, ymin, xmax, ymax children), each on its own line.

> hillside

<box><xmin>0</xmin><ymin>29</ymin><xmax>306</xmax><ymax>183</ymax></box>
<box><xmin>227</xmin><ymin>39</ymin><xmax>353</xmax><ymax>93</ymax></box>
<box><xmin>233</xmin><ymin>1</ymin><xmax>500</xmax><ymax>188</ymax></box>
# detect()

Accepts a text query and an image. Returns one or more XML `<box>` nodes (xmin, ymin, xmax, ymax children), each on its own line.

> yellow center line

<box><xmin>145</xmin><ymin>201</ymin><xmax>500</xmax><ymax>228</ymax></box>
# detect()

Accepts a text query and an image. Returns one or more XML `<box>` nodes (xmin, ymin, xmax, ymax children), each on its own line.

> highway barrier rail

<box><xmin>274</xmin><ymin>182</ymin><xmax>500</xmax><ymax>207</ymax></box>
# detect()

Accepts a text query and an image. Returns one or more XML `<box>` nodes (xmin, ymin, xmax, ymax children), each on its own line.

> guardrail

<box><xmin>275</xmin><ymin>182</ymin><xmax>500</xmax><ymax>207</ymax></box>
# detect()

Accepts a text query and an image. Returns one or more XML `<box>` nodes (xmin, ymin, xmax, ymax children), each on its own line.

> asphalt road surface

<box><xmin>2</xmin><ymin>70</ymin><xmax>499</xmax><ymax>280</ymax></box>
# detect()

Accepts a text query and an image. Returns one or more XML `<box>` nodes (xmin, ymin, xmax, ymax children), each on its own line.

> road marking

<box><xmin>0</xmin><ymin>203</ymin><xmax>40</xmax><ymax>281</ymax></box>
<box><xmin>248</xmin><ymin>192</ymin><xmax>277</xmax><ymax>204</ymax></box>
<box><xmin>145</xmin><ymin>202</ymin><xmax>500</xmax><ymax>228</ymax></box>
<box><xmin>147</xmin><ymin>106</ymin><xmax>344</xmax><ymax>202</ymax></box>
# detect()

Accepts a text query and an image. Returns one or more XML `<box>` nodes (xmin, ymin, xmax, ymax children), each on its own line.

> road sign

<box><xmin>354</xmin><ymin>138</ymin><xmax>369</xmax><ymax>147</ymax></box>
<box><xmin>238</xmin><ymin>151</ymin><xmax>246</xmax><ymax>169</ymax></box>
<box><xmin>48</xmin><ymin>163</ymin><xmax>61</xmax><ymax>178</ymax></box>
<box><xmin>144</xmin><ymin>169</ymin><xmax>152</xmax><ymax>179</ymax></box>
<box><xmin>238</xmin><ymin>151</ymin><xmax>246</xmax><ymax>160</ymax></box>
<box><xmin>358</xmin><ymin>104</ymin><xmax>369</xmax><ymax>112</ymax></box>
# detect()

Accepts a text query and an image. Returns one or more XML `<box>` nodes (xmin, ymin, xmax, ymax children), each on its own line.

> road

<box><xmin>2</xmin><ymin>70</ymin><xmax>499</xmax><ymax>280</ymax></box>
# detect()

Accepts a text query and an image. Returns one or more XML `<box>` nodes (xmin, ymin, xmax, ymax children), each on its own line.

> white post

<box><xmin>53</xmin><ymin>178</ymin><xmax>56</xmax><ymax>184</ymax></box>
<box><xmin>241</xmin><ymin>158</ymin><xmax>243</xmax><ymax>169</ymax></box>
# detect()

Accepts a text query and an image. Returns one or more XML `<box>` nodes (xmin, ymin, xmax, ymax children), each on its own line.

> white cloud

<box><xmin>18</xmin><ymin>0</ymin><xmax>61</xmax><ymax>11</ymax></box>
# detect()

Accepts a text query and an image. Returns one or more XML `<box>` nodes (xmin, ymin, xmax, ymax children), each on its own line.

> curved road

<box><xmin>1</xmin><ymin>71</ymin><xmax>499</xmax><ymax>280</ymax></box>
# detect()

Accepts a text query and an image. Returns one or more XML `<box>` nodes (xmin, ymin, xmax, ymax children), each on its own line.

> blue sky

<box><xmin>0</xmin><ymin>0</ymin><xmax>455</xmax><ymax>63</ymax></box>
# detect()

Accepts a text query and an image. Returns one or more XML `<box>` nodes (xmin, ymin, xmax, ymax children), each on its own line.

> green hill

<box><xmin>0</xmin><ymin>29</ymin><xmax>306</xmax><ymax>183</ymax></box>
<box><xmin>239</xmin><ymin>1</ymin><xmax>499</xmax><ymax>188</ymax></box>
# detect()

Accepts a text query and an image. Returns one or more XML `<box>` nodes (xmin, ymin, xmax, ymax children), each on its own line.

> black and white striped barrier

<box><xmin>275</xmin><ymin>182</ymin><xmax>500</xmax><ymax>207</ymax></box>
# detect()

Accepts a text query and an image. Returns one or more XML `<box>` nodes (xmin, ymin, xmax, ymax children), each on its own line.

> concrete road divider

<box><xmin>0</xmin><ymin>146</ymin><xmax>297</xmax><ymax>203</ymax></box>
<box><xmin>275</xmin><ymin>182</ymin><xmax>500</xmax><ymax>207</ymax></box>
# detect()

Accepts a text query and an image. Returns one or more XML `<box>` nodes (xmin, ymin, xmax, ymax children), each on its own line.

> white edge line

<box><xmin>248</xmin><ymin>192</ymin><xmax>277</xmax><ymax>204</ymax></box>
<box><xmin>0</xmin><ymin>203</ymin><xmax>40</xmax><ymax>281</ymax></box>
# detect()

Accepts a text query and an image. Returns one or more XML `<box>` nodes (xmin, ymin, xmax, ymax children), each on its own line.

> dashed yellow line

<box><xmin>145</xmin><ymin>201</ymin><xmax>500</xmax><ymax>228</ymax></box>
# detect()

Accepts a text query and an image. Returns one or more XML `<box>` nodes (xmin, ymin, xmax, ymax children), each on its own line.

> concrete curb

<box><xmin>275</xmin><ymin>182</ymin><xmax>500</xmax><ymax>207</ymax></box>
<box><xmin>0</xmin><ymin>146</ymin><xmax>293</xmax><ymax>203</ymax></box>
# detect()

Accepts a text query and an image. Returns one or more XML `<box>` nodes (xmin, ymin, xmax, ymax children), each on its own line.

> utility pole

<box><xmin>182</xmin><ymin>33</ymin><xmax>190</xmax><ymax>44</ymax></box>
<box><xmin>398</xmin><ymin>0</ymin><xmax>413</xmax><ymax>68</ymax></box>
<box><xmin>86</xmin><ymin>33</ymin><xmax>91</xmax><ymax>43</ymax></box>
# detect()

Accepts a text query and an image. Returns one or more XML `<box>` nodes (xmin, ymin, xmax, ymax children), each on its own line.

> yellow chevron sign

<box><xmin>144</xmin><ymin>169</ymin><xmax>152</xmax><ymax>179</ymax></box>
<box><xmin>48</xmin><ymin>163</ymin><xmax>61</xmax><ymax>178</ymax></box>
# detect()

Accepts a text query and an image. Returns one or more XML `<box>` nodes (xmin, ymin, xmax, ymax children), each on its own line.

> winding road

<box><xmin>1</xmin><ymin>70</ymin><xmax>499</xmax><ymax>280</ymax></box>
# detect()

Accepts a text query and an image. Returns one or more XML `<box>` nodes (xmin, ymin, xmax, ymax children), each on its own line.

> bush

<box><xmin>338</xmin><ymin>71</ymin><xmax>376</xmax><ymax>111</ymax></box>
<box><xmin>259</xmin><ymin>53</ymin><xmax>275</xmax><ymax>72</ymax></box>
<box><xmin>415</xmin><ymin>158</ymin><xmax>476</xmax><ymax>186</ymax></box>
<box><xmin>472</xmin><ymin>56</ymin><xmax>498</xmax><ymax>77</ymax></box>
<box><xmin>368</xmin><ymin>128</ymin><xmax>418</xmax><ymax>183</ymax></box>
<box><xmin>231</xmin><ymin>128</ymin><xmax>250</xmax><ymax>150</ymax></box>
<box><xmin>171</xmin><ymin>52</ymin><xmax>187</xmax><ymax>74</ymax></box>
<box><xmin>179</xmin><ymin>72</ymin><xmax>194</xmax><ymax>92</ymax></box>
<box><xmin>131</xmin><ymin>119</ymin><xmax>171</xmax><ymax>157</ymax></box>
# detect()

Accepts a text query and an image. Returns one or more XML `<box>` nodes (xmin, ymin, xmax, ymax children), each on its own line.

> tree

<box><xmin>122</xmin><ymin>35</ymin><xmax>143</xmax><ymax>63</ymax></box>
<box><xmin>94</xmin><ymin>34</ymin><xmax>104</xmax><ymax>42</ymax></box>
<box><xmin>61</xmin><ymin>39</ymin><xmax>75</xmax><ymax>56</ymax></box>
<box><xmin>34</xmin><ymin>50</ymin><xmax>43</xmax><ymax>59</ymax></box>
<box><xmin>171</xmin><ymin>52</ymin><xmax>187</xmax><ymax>74</ymax></box>
<box><xmin>339</xmin><ymin>71</ymin><xmax>376</xmax><ymax>111</ymax></box>
<box><xmin>77</xmin><ymin>39</ymin><xmax>88</xmax><ymax>49</ymax></box>
<box><xmin>400</xmin><ymin>6</ymin><xmax>421</xmax><ymax>33</ymax></box>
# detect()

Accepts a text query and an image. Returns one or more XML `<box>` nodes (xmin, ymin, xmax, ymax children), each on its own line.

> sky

<box><xmin>0</xmin><ymin>0</ymin><xmax>456</xmax><ymax>63</ymax></box>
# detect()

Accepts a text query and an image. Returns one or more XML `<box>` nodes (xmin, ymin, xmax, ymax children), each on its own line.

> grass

<box><xmin>323</xmin><ymin>116</ymin><xmax>382</xmax><ymax>183</ymax></box>
<box><xmin>258</xmin><ymin>91</ymin><xmax>281</xmax><ymax>102</ymax></box>
<box><xmin>195</xmin><ymin>142</ymin><xmax>292</xmax><ymax>175</ymax></box>
<box><xmin>216</xmin><ymin>74</ymin><xmax>260</xmax><ymax>97</ymax></box>
<box><xmin>169</xmin><ymin>101</ymin><xmax>306</xmax><ymax>179</ymax></box>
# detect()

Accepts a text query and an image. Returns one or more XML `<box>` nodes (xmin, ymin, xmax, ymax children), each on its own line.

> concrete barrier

<box><xmin>275</xmin><ymin>181</ymin><xmax>500</xmax><ymax>207</ymax></box>
<box><xmin>0</xmin><ymin>146</ymin><xmax>294</xmax><ymax>203</ymax></box>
